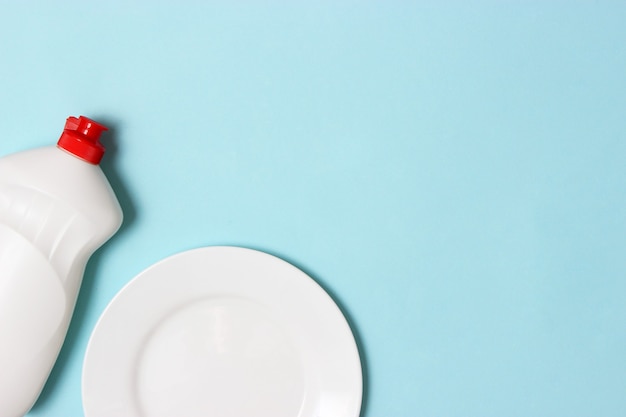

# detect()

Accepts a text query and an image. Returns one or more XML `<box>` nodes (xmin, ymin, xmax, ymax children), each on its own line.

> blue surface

<box><xmin>1</xmin><ymin>2</ymin><xmax>625</xmax><ymax>416</ymax></box>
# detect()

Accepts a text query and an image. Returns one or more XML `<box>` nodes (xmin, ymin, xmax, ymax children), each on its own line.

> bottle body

<box><xmin>0</xmin><ymin>146</ymin><xmax>122</xmax><ymax>417</ymax></box>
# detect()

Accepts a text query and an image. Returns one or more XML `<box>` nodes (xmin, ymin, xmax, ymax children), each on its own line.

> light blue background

<box><xmin>1</xmin><ymin>2</ymin><xmax>625</xmax><ymax>416</ymax></box>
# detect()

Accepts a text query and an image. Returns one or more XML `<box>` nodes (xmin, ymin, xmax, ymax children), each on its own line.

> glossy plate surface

<box><xmin>82</xmin><ymin>246</ymin><xmax>362</xmax><ymax>417</ymax></box>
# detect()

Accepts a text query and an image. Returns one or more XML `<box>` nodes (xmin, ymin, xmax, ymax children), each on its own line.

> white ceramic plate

<box><xmin>82</xmin><ymin>246</ymin><xmax>362</xmax><ymax>417</ymax></box>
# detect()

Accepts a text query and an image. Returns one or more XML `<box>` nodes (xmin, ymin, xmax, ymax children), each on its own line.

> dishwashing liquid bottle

<box><xmin>0</xmin><ymin>116</ymin><xmax>123</xmax><ymax>417</ymax></box>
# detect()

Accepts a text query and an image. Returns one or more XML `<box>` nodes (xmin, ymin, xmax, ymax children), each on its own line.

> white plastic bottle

<box><xmin>0</xmin><ymin>116</ymin><xmax>123</xmax><ymax>417</ymax></box>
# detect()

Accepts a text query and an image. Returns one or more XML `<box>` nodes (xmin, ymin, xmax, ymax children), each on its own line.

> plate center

<box><xmin>134</xmin><ymin>296</ymin><xmax>306</xmax><ymax>417</ymax></box>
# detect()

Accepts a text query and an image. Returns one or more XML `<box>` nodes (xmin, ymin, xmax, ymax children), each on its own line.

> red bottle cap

<box><xmin>57</xmin><ymin>116</ymin><xmax>108</xmax><ymax>164</ymax></box>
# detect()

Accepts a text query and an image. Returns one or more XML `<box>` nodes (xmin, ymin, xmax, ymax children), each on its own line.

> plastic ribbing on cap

<box><xmin>57</xmin><ymin>116</ymin><xmax>108</xmax><ymax>164</ymax></box>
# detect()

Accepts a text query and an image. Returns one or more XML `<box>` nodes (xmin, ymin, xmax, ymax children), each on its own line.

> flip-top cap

<box><xmin>57</xmin><ymin>116</ymin><xmax>108</xmax><ymax>164</ymax></box>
